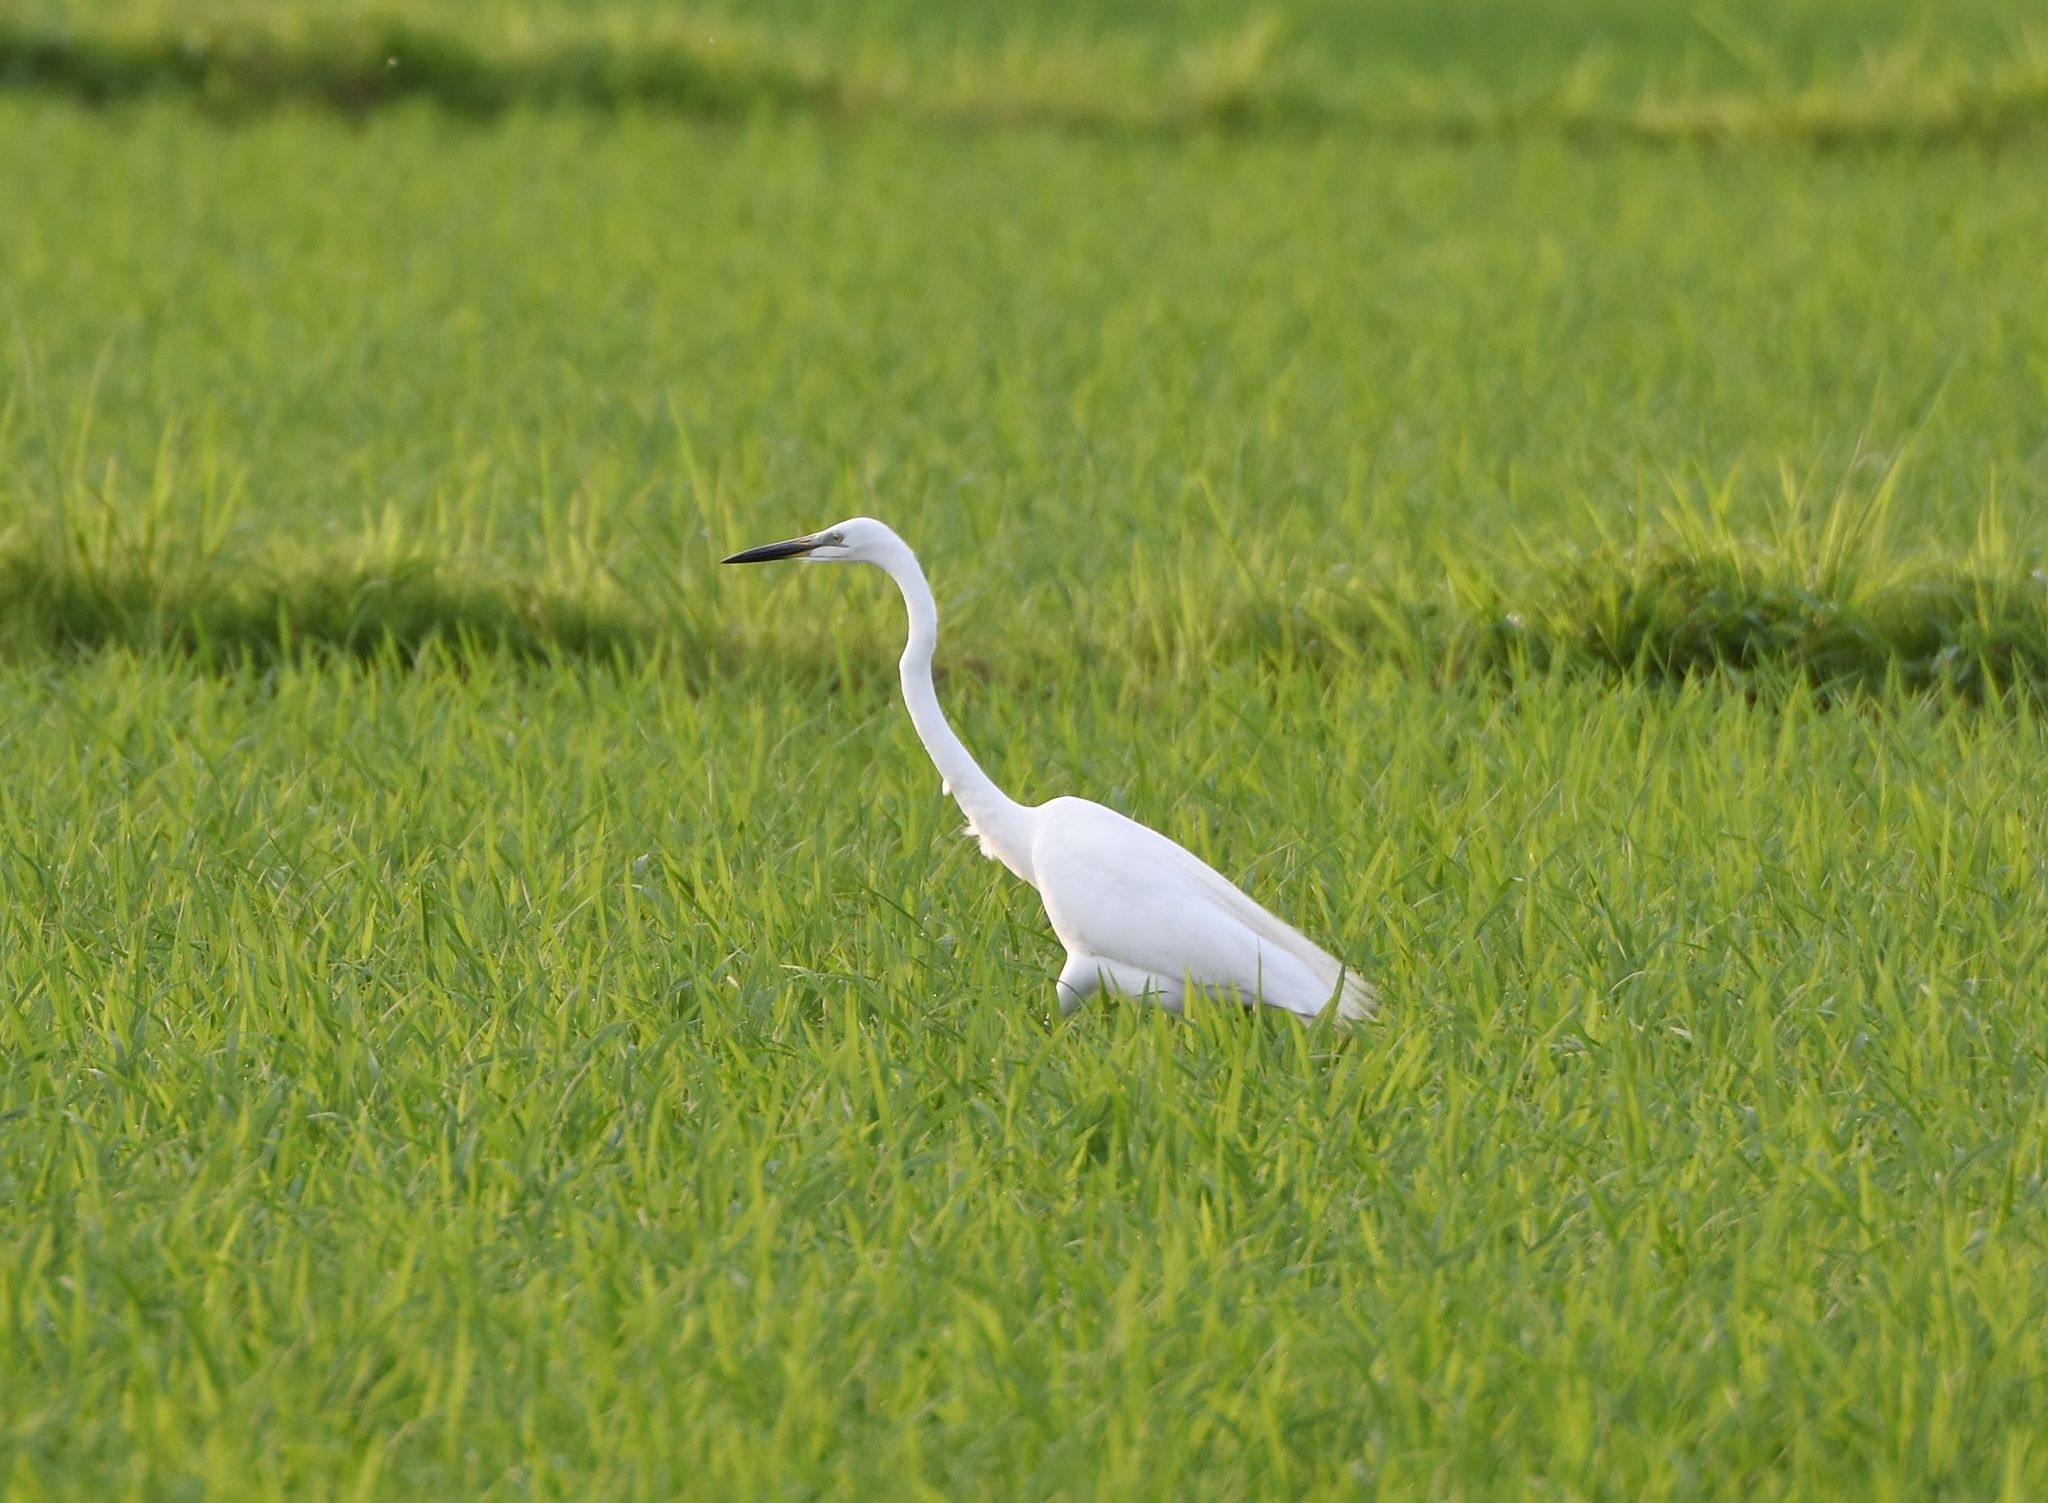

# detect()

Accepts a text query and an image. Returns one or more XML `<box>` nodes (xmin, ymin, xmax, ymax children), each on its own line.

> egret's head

<box><xmin>722</xmin><ymin>516</ymin><xmax>900</xmax><ymax>567</ymax></box>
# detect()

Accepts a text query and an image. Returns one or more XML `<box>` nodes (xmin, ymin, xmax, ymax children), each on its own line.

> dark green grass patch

<box><xmin>4</xmin><ymin>12</ymin><xmax>2048</xmax><ymax>146</ymax></box>
<box><xmin>1528</xmin><ymin>544</ymin><xmax>2048</xmax><ymax>700</ymax></box>
<box><xmin>0</xmin><ymin>17</ymin><xmax>835</xmax><ymax>122</ymax></box>
<box><xmin>0</xmin><ymin>545</ymin><xmax>650</xmax><ymax>668</ymax></box>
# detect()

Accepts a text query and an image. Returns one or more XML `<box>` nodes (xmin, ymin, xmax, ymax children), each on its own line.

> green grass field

<box><xmin>4</xmin><ymin>3</ymin><xmax>2048</xmax><ymax>1497</ymax></box>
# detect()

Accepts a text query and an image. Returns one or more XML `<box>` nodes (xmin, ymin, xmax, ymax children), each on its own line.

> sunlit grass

<box><xmin>4</xmin><ymin>655</ymin><xmax>2045</xmax><ymax>1496</ymax></box>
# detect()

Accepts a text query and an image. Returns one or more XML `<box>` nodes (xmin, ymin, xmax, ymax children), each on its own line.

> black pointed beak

<box><xmin>722</xmin><ymin>533</ymin><xmax>822</xmax><ymax>564</ymax></box>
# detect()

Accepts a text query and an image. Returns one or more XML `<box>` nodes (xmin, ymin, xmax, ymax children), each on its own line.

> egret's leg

<box><xmin>1058</xmin><ymin>954</ymin><xmax>1186</xmax><ymax>1015</ymax></box>
<box><xmin>1056</xmin><ymin>953</ymin><xmax>1104</xmax><ymax>1016</ymax></box>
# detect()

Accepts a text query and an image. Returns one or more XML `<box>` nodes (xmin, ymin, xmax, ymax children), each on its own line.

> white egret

<box><xmin>723</xmin><ymin>518</ymin><xmax>1376</xmax><ymax>1022</ymax></box>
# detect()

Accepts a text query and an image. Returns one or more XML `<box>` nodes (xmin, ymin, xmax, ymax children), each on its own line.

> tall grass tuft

<box><xmin>4</xmin><ymin>458</ymin><xmax>2039</xmax><ymax>698</ymax></box>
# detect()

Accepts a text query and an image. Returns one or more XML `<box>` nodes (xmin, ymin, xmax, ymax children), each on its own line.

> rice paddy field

<box><xmin>3</xmin><ymin>2</ymin><xmax>2047</xmax><ymax>1498</ymax></box>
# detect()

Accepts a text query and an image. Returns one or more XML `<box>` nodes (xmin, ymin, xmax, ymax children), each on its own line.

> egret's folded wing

<box><xmin>1032</xmin><ymin>797</ymin><xmax>1372</xmax><ymax>1017</ymax></box>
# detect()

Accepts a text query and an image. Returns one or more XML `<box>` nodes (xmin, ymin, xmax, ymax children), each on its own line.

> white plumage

<box><xmin>723</xmin><ymin>517</ymin><xmax>1376</xmax><ymax>1022</ymax></box>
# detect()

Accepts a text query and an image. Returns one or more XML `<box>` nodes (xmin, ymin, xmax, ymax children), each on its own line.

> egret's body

<box><xmin>724</xmin><ymin>518</ymin><xmax>1376</xmax><ymax>1022</ymax></box>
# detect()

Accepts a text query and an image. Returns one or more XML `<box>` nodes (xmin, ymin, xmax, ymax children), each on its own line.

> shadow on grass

<box><xmin>1535</xmin><ymin>549</ymin><xmax>2048</xmax><ymax>702</ymax></box>
<box><xmin>0</xmin><ymin>19</ymin><xmax>833</xmax><ymax>122</ymax></box>
<box><xmin>0</xmin><ymin>550</ymin><xmax>655</xmax><ymax>670</ymax></box>
<box><xmin>1223</xmin><ymin>545</ymin><xmax>2048</xmax><ymax>705</ymax></box>
<box><xmin>4</xmin><ymin>17</ymin><xmax>2047</xmax><ymax>147</ymax></box>
<box><xmin>4</xmin><ymin>540</ymin><xmax>2044</xmax><ymax>706</ymax></box>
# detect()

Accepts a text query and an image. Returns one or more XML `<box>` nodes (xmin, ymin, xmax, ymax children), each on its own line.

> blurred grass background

<box><xmin>0</xmin><ymin>0</ymin><xmax>2043</xmax><ymax>140</ymax></box>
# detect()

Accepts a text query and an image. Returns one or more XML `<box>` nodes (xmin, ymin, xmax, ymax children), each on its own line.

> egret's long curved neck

<box><xmin>876</xmin><ymin>543</ymin><xmax>1036</xmax><ymax>884</ymax></box>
